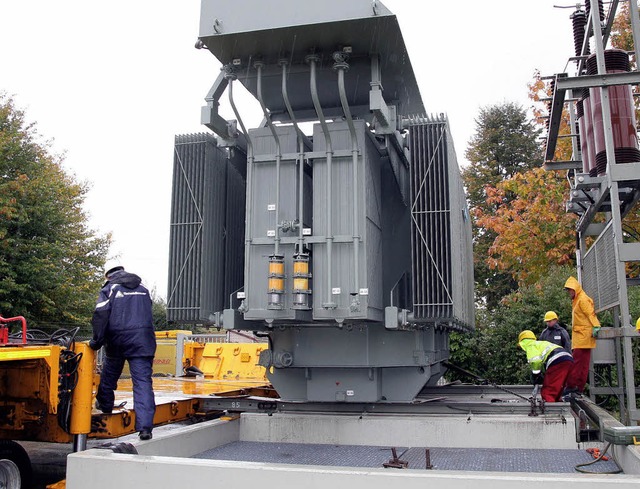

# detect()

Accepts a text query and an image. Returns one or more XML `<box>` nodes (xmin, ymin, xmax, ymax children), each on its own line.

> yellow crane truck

<box><xmin>0</xmin><ymin>315</ymin><xmax>270</xmax><ymax>488</ymax></box>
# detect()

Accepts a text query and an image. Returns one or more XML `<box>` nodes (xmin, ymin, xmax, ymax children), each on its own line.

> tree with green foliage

<box><xmin>467</xmin><ymin>73</ymin><xmax>576</xmax><ymax>288</ymax></box>
<box><xmin>0</xmin><ymin>94</ymin><xmax>111</xmax><ymax>326</ymax></box>
<box><xmin>448</xmin><ymin>266</ymin><xmax>574</xmax><ymax>385</ymax></box>
<box><xmin>462</xmin><ymin>102</ymin><xmax>543</xmax><ymax>309</ymax></box>
<box><xmin>151</xmin><ymin>293</ymin><xmax>169</xmax><ymax>330</ymax></box>
<box><xmin>449</xmin><ymin>264</ymin><xmax>640</xmax><ymax>387</ymax></box>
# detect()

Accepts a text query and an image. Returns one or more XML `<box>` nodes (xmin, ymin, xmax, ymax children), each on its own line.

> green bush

<box><xmin>448</xmin><ymin>265</ymin><xmax>574</xmax><ymax>385</ymax></box>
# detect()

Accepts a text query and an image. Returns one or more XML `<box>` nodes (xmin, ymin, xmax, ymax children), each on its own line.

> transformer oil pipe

<box><xmin>256</xmin><ymin>62</ymin><xmax>285</xmax><ymax>309</ymax></box>
<box><xmin>334</xmin><ymin>55</ymin><xmax>360</xmax><ymax>309</ymax></box>
<box><xmin>308</xmin><ymin>55</ymin><xmax>336</xmax><ymax>309</ymax></box>
<box><xmin>226</xmin><ymin>68</ymin><xmax>255</xmax><ymax>306</ymax></box>
<box><xmin>255</xmin><ymin>61</ymin><xmax>283</xmax><ymax>257</ymax></box>
<box><xmin>280</xmin><ymin>60</ymin><xmax>306</xmax><ymax>256</ymax></box>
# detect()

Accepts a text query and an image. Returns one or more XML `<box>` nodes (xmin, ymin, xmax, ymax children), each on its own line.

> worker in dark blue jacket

<box><xmin>90</xmin><ymin>265</ymin><xmax>156</xmax><ymax>440</ymax></box>
<box><xmin>539</xmin><ymin>311</ymin><xmax>571</xmax><ymax>350</ymax></box>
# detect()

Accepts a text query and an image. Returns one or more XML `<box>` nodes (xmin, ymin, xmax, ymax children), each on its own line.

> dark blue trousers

<box><xmin>96</xmin><ymin>355</ymin><xmax>156</xmax><ymax>432</ymax></box>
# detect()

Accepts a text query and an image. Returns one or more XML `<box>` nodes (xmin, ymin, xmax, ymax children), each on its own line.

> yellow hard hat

<box><xmin>518</xmin><ymin>330</ymin><xmax>536</xmax><ymax>343</ymax></box>
<box><xmin>543</xmin><ymin>311</ymin><xmax>558</xmax><ymax>322</ymax></box>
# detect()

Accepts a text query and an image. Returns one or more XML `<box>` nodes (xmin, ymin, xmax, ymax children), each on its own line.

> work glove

<box><xmin>592</xmin><ymin>327</ymin><xmax>601</xmax><ymax>338</ymax></box>
<box><xmin>530</xmin><ymin>372</ymin><xmax>544</xmax><ymax>385</ymax></box>
<box><xmin>89</xmin><ymin>339</ymin><xmax>101</xmax><ymax>350</ymax></box>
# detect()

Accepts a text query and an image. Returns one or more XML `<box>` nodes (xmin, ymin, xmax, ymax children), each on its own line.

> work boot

<box><xmin>561</xmin><ymin>390</ymin><xmax>581</xmax><ymax>402</ymax></box>
<box><xmin>139</xmin><ymin>430</ymin><xmax>153</xmax><ymax>441</ymax></box>
<box><xmin>95</xmin><ymin>400</ymin><xmax>112</xmax><ymax>414</ymax></box>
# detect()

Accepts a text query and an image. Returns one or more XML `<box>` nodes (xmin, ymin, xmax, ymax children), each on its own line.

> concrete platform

<box><xmin>65</xmin><ymin>412</ymin><xmax>640</xmax><ymax>489</ymax></box>
<box><xmin>194</xmin><ymin>441</ymin><xmax>622</xmax><ymax>473</ymax></box>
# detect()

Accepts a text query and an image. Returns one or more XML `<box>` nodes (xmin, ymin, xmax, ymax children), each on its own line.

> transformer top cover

<box><xmin>198</xmin><ymin>0</ymin><xmax>425</xmax><ymax>116</ymax></box>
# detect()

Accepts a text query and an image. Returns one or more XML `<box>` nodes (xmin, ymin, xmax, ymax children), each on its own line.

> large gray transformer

<box><xmin>168</xmin><ymin>0</ymin><xmax>474</xmax><ymax>402</ymax></box>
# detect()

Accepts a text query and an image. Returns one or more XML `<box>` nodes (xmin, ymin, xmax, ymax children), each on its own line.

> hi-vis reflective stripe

<box><xmin>530</xmin><ymin>345</ymin><xmax>556</xmax><ymax>364</ymax></box>
<box><xmin>546</xmin><ymin>350</ymin><xmax>572</xmax><ymax>369</ymax></box>
<box><xmin>0</xmin><ymin>348</ymin><xmax>51</xmax><ymax>361</ymax></box>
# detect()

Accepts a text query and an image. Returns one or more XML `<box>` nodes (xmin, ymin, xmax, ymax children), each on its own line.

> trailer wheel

<box><xmin>0</xmin><ymin>441</ymin><xmax>32</xmax><ymax>488</ymax></box>
<box><xmin>0</xmin><ymin>459</ymin><xmax>20</xmax><ymax>489</ymax></box>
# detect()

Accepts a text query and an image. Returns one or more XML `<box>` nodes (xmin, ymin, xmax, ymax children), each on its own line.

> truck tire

<box><xmin>0</xmin><ymin>441</ymin><xmax>32</xmax><ymax>488</ymax></box>
<box><xmin>0</xmin><ymin>459</ymin><xmax>20</xmax><ymax>489</ymax></box>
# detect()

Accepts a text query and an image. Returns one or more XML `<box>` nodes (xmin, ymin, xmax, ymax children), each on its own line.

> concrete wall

<box><xmin>612</xmin><ymin>444</ymin><xmax>640</xmax><ymax>474</ymax></box>
<box><xmin>66</xmin><ymin>451</ymin><xmax>640</xmax><ymax>489</ymax></box>
<box><xmin>135</xmin><ymin>418</ymin><xmax>238</xmax><ymax>457</ymax></box>
<box><xmin>239</xmin><ymin>413</ymin><xmax>579</xmax><ymax>449</ymax></box>
<box><xmin>65</xmin><ymin>413</ymin><xmax>640</xmax><ymax>488</ymax></box>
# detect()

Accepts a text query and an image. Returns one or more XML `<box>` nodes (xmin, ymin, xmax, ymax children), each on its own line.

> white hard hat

<box><xmin>104</xmin><ymin>262</ymin><xmax>124</xmax><ymax>279</ymax></box>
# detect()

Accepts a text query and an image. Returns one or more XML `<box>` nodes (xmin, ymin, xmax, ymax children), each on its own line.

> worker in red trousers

<box><xmin>518</xmin><ymin>330</ymin><xmax>574</xmax><ymax>402</ymax></box>
<box><xmin>563</xmin><ymin>276</ymin><xmax>600</xmax><ymax>397</ymax></box>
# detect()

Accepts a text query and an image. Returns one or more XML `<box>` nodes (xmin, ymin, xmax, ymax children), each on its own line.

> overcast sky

<box><xmin>1</xmin><ymin>0</ymin><xmax>577</xmax><ymax>299</ymax></box>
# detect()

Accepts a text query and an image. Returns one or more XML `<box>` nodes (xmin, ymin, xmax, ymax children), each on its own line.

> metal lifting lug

<box><xmin>332</xmin><ymin>50</ymin><xmax>349</xmax><ymax>68</ymax></box>
<box><xmin>222</xmin><ymin>64</ymin><xmax>237</xmax><ymax>81</ymax></box>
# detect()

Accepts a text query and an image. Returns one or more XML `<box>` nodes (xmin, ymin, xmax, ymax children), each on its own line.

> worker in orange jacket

<box><xmin>564</xmin><ymin>276</ymin><xmax>600</xmax><ymax>396</ymax></box>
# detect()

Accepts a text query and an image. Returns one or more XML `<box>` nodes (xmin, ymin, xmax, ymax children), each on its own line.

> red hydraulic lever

<box><xmin>0</xmin><ymin>316</ymin><xmax>27</xmax><ymax>345</ymax></box>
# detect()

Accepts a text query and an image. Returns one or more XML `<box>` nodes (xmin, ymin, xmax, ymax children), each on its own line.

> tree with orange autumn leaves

<box><xmin>477</xmin><ymin>169</ymin><xmax>575</xmax><ymax>285</ymax></box>
<box><xmin>472</xmin><ymin>71</ymin><xmax>576</xmax><ymax>288</ymax></box>
<box><xmin>472</xmin><ymin>6</ymin><xmax>640</xmax><ymax>290</ymax></box>
<box><xmin>448</xmin><ymin>4</ymin><xmax>640</xmax><ymax>386</ymax></box>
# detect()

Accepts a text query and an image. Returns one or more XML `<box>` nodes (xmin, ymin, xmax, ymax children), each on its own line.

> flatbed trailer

<box><xmin>0</xmin><ymin>320</ymin><xmax>270</xmax><ymax>487</ymax></box>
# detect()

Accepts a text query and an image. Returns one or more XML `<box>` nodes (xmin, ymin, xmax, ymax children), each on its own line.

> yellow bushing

<box><xmin>292</xmin><ymin>253</ymin><xmax>311</xmax><ymax>309</ymax></box>
<box><xmin>293</xmin><ymin>277</ymin><xmax>309</xmax><ymax>290</ymax></box>
<box><xmin>268</xmin><ymin>254</ymin><xmax>286</xmax><ymax>309</ymax></box>
<box><xmin>268</xmin><ymin>277</ymin><xmax>285</xmax><ymax>292</ymax></box>
<box><xmin>293</xmin><ymin>259</ymin><xmax>308</xmax><ymax>275</ymax></box>
<box><xmin>269</xmin><ymin>259</ymin><xmax>285</xmax><ymax>276</ymax></box>
<box><xmin>268</xmin><ymin>255</ymin><xmax>285</xmax><ymax>293</ymax></box>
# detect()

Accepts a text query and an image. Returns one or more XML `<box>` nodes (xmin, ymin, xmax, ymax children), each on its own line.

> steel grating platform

<box><xmin>193</xmin><ymin>441</ymin><xmax>622</xmax><ymax>474</ymax></box>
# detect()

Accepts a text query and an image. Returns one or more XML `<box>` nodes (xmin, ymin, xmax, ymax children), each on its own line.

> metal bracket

<box><xmin>595</xmin><ymin>326</ymin><xmax>640</xmax><ymax>339</ymax></box>
<box><xmin>384</xmin><ymin>306</ymin><xmax>410</xmax><ymax>330</ymax></box>
<box><xmin>220</xmin><ymin>308</ymin><xmax>256</xmax><ymax>331</ymax></box>
<box><xmin>383</xmin><ymin>448</ymin><xmax>408</xmax><ymax>469</ymax></box>
<box><xmin>201</xmin><ymin>71</ymin><xmax>237</xmax><ymax>140</ymax></box>
<box><xmin>369</xmin><ymin>54</ymin><xmax>396</xmax><ymax>134</ymax></box>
